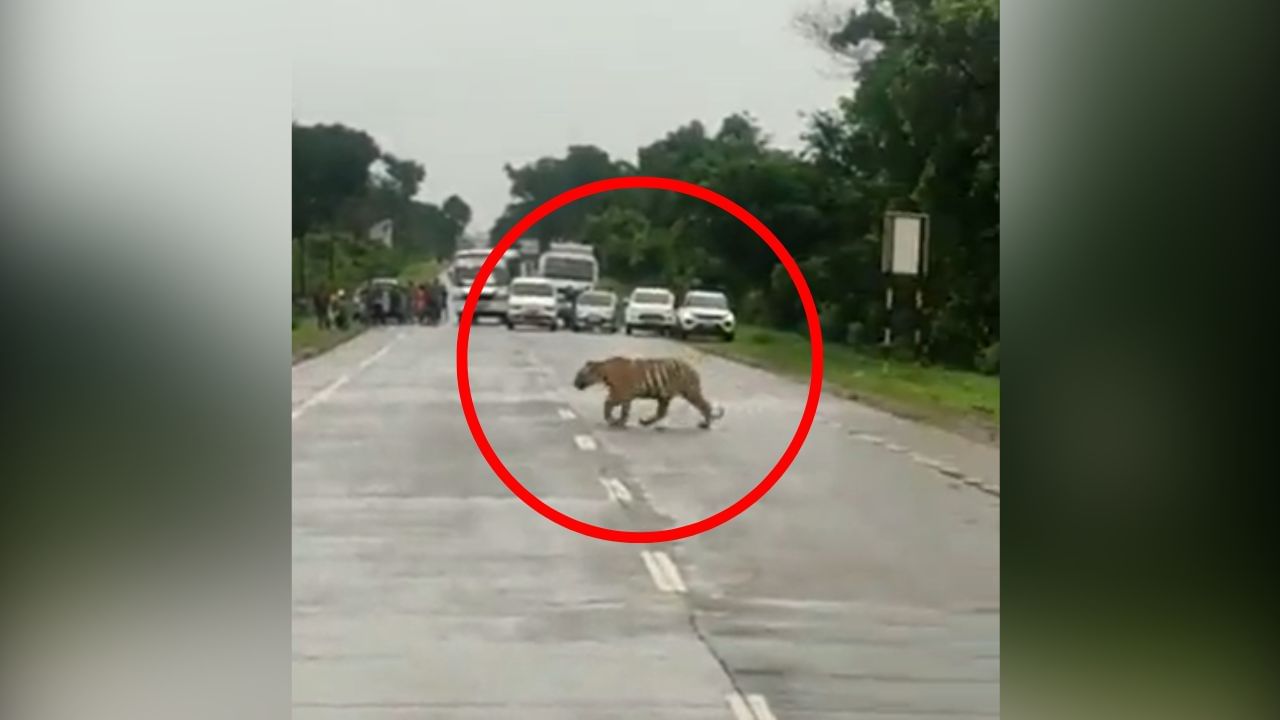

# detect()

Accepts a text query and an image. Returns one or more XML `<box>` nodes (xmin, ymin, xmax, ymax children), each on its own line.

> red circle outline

<box><xmin>456</xmin><ymin>176</ymin><xmax>823</xmax><ymax>543</ymax></box>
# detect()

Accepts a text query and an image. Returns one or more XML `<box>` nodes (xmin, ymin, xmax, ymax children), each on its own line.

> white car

<box><xmin>571</xmin><ymin>289</ymin><xmax>618</xmax><ymax>333</ymax></box>
<box><xmin>505</xmin><ymin>277</ymin><xmax>559</xmax><ymax>331</ymax></box>
<box><xmin>675</xmin><ymin>290</ymin><xmax>736</xmax><ymax>341</ymax></box>
<box><xmin>624</xmin><ymin>287</ymin><xmax>676</xmax><ymax>336</ymax></box>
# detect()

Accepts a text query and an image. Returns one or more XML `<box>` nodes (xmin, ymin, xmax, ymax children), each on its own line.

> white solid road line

<box><xmin>557</xmin><ymin>408</ymin><xmax>576</xmax><ymax>420</ymax></box>
<box><xmin>726</xmin><ymin>693</ymin><xmax>755</xmax><ymax>720</ymax></box>
<box><xmin>746</xmin><ymin>694</ymin><xmax>778</xmax><ymax>720</ymax></box>
<box><xmin>573</xmin><ymin>434</ymin><xmax>597</xmax><ymax>451</ymax></box>
<box><xmin>291</xmin><ymin>374</ymin><xmax>350</xmax><ymax>421</ymax></box>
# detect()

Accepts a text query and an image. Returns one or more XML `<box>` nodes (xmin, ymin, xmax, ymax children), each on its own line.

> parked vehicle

<box><xmin>571</xmin><ymin>289</ymin><xmax>618</xmax><ymax>333</ymax></box>
<box><xmin>623</xmin><ymin>287</ymin><xmax>676</xmax><ymax>336</ymax></box>
<box><xmin>675</xmin><ymin>290</ymin><xmax>736</xmax><ymax>341</ymax></box>
<box><xmin>505</xmin><ymin>277</ymin><xmax>559</xmax><ymax>331</ymax></box>
<box><xmin>366</xmin><ymin>278</ymin><xmax>409</xmax><ymax>324</ymax></box>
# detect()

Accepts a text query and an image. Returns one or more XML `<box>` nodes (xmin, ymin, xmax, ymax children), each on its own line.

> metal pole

<box><xmin>882</xmin><ymin>283</ymin><xmax>893</xmax><ymax>347</ymax></box>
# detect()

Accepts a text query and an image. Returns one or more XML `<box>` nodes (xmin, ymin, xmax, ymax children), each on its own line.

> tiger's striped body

<box><xmin>573</xmin><ymin>356</ymin><xmax>724</xmax><ymax>429</ymax></box>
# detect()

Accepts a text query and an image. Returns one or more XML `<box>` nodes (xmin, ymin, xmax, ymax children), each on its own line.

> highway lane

<box><xmin>292</xmin><ymin>322</ymin><xmax>999</xmax><ymax>718</ymax></box>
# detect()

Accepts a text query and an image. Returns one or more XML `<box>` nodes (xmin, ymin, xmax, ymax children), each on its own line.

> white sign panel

<box><xmin>368</xmin><ymin>218</ymin><xmax>394</xmax><ymax>248</ymax></box>
<box><xmin>517</xmin><ymin>237</ymin><xmax>540</xmax><ymax>257</ymax></box>
<box><xmin>883</xmin><ymin>212</ymin><xmax>928</xmax><ymax>277</ymax></box>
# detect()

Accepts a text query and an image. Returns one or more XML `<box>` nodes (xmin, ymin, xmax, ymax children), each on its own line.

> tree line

<box><xmin>292</xmin><ymin>122</ymin><xmax>471</xmax><ymax>298</ymax></box>
<box><xmin>488</xmin><ymin>0</ymin><xmax>997</xmax><ymax>371</ymax></box>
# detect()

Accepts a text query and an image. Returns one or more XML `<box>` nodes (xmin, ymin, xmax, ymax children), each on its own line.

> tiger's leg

<box><xmin>639</xmin><ymin>397</ymin><xmax>671</xmax><ymax>426</ymax></box>
<box><xmin>681</xmin><ymin>388</ymin><xmax>719</xmax><ymax>428</ymax></box>
<box><xmin>614</xmin><ymin>399</ymin><xmax>632</xmax><ymax>426</ymax></box>
<box><xmin>603</xmin><ymin>399</ymin><xmax>617</xmax><ymax>425</ymax></box>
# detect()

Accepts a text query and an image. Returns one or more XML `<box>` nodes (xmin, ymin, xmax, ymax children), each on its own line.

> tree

<box><xmin>442</xmin><ymin>195</ymin><xmax>472</xmax><ymax>229</ymax></box>
<box><xmin>378</xmin><ymin>153</ymin><xmax>426</xmax><ymax>200</ymax></box>
<box><xmin>804</xmin><ymin>0</ymin><xmax>999</xmax><ymax>364</ymax></box>
<box><xmin>293</xmin><ymin>121</ymin><xmax>471</xmax><ymax>300</ymax></box>
<box><xmin>292</xmin><ymin>123</ymin><xmax>381</xmax><ymax>296</ymax></box>
<box><xmin>491</xmin><ymin>145</ymin><xmax>630</xmax><ymax>248</ymax></box>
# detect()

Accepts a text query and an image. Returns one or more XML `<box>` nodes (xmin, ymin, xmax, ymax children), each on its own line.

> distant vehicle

<box><xmin>571</xmin><ymin>289</ymin><xmax>618</xmax><ymax>333</ymax></box>
<box><xmin>448</xmin><ymin>248</ymin><xmax>511</xmax><ymax>322</ymax></box>
<box><xmin>505</xmin><ymin>277</ymin><xmax>559</xmax><ymax>331</ymax></box>
<box><xmin>537</xmin><ymin>242</ymin><xmax>599</xmax><ymax>322</ymax></box>
<box><xmin>624</xmin><ymin>287</ymin><xmax>676</xmax><ymax>336</ymax></box>
<box><xmin>366</xmin><ymin>277</ymin><xmax>409</xmax><ymax>324</ymax></box>
<box><xmin>675</xmin><ymin>290</ymin><xmax>736</xmax><ymax>341</ymax></box>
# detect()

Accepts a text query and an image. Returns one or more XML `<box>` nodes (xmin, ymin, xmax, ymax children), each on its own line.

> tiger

<box><xmin>572</xmin><ymin>356</ymin><xmax>725</xmax><ymax>429</ymax></box>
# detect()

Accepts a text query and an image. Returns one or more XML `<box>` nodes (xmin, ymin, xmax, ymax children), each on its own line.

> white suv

<box><xmin>675</xmin><ymin>290</ymin><xmax>736</xmax><ymax>341</ymax></box>
<box><xmin>505</xmin><ymin>277</ymin><xmax>559</xmax><ymax>331</ymax></box>
<box><xmin>624</xmin><ymin>287</ymin><xmax>676</xmax><ymax>336</ymax></box>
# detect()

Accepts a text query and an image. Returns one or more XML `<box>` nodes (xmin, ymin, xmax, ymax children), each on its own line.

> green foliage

<box><xmin>292</xmin><ymin>123</ymin><xmax>380</xmax><ymax>238</ymax></box>
<box><xmin>975</xmin><ymin>340</ymin><xmax>999</xmax><ymax>375</ymax></box>
<box><xmin>488</xmin><ymin>145</ymin><xmax>632</xmax><ymax>247</ymax></box>
<box><xmin>293</xmin><ymin>121</ymin><xmax>471</xmax><ymax>295</ymax></box>
<box><xmin>484</xmin><ymin>1</ymin><xmax>997</xmax><ymax>370</ymax></box>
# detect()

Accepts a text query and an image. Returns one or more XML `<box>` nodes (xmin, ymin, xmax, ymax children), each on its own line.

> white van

<box><xmin>448</xmin><ymin>249</ymin><xmax>511</xmax><ymax>322</ymax></box>
<box><xmin>537</xmin><ymin>243</ymin><xmax>599</xmax><ymax>321</ymax></box>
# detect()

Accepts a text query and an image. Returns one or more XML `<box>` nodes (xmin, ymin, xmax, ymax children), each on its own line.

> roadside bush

<box><xmin>975</xmin><ymin>342</ymin><xmax>999</xmax><ymax>375</ymax></box>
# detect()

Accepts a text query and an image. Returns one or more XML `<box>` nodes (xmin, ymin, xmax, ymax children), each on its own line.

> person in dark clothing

<box><xmin>312</xmin><ymin>290</ymin><xmax>330</xmax><ymax>330</ymax></box>
<box><xmin>389</xmin><ymin>287</ymin><xmax>405</xmax><ymax>324</ymax></box>
<box><xmin>431</xmin><ymin>280</ymin><xmax>448</xmax><ymax>324</ymax></box>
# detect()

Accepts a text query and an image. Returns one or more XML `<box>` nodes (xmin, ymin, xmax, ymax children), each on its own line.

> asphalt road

<box><xmin>292</xmin><ymin>321</ymin><xmax>999</xmax><ymax>719</ymax></box>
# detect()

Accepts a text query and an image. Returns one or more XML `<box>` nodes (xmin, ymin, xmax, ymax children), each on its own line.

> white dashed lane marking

<box><xmin>726</xmin><ymin>693</ymin><xmax>755</xmax><ymax>720</ymax></box>
<box><xmin>291</xmin><ymin>374</ymin><xmax>349</xmax><ymax>421</ymax></box>
<box><xmin>293</xmin><ymin>332</ymin><xmax>402</xmax><ymax>422</ymax></box>
<box><xmin>847</xmin><ymin>428</ymin><xmax>998</xmax><ymax>500</ymax></box>
<box><xmin>746</xmin><ymin>694</ymin><xmax>778</xmax><ymax>720</ymax></box>
<box><xmin>557</xmin><ymin>408</ymin><xmax>576</xmax><ymax>420</ymax></box>
<box><xmin>599</xmin><ymin>477</ymin><xmax>632</xmax><ymax>504</ymax></box>
<box><xmin>640</xmin><ymin>551</ymin><xmax>686</xmax><ymax>594</ymax></box>
<box><xmin>573</xmin><ymin>434</ymin><xmax>597</xmax><ymax>451</ymax></box>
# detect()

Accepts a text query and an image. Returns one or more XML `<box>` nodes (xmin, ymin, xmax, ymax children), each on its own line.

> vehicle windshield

<box><xmin>511</xmin><ymin>282</ymin><xmax>554</xmax><ymax>298</ymax></box>
<box><xmin>632</xmin><ymin>290</ymin><xmax>673</xmax><ymax>305</ymax></box>
<box><xmin>541</xmin><ymin>255</ymin><xmax>596</xmax><ymax>281</ymax></box>
<box><xmin>577</xmin><ymin>292</ymin><xmax>614</xmax><ymax>307</ymax></box>
<box><xmin>452</xmin><ymin>263</ymin><xmax>510</xmax><ymax>285</ymax></box>
<box><xmin>684</xmin><ymin>293</ymin><xmax>728</xmax><ymax>309</ymax></box>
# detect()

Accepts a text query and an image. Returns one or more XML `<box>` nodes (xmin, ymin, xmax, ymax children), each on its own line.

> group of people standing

<box><xmin>308</xmin><ymin>278</ymin><xmax>449</xmax><ymax>330</ymax></box>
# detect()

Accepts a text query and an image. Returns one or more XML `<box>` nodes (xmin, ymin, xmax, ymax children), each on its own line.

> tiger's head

<box><xmin>573</xmin><ymin>360</ymin><xmax>604</xmax><ymax>390</ymax></box>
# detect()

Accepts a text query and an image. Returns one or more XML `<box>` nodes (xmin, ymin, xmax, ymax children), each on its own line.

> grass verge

<box><xmin>292</xmin><ymin>319</ymin><xmax>364</xmax><ymax>365</ymax></box>
<box><xmin>691</xmin><ymin>324</ymin><xmax>1000</xmax><ymax>444</ymax></box>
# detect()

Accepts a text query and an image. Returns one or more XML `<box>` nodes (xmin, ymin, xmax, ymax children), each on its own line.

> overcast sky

<box><xmin>292</xmin><ymin>0</ymin><xmax>849</xmax><ymax>233</ymax></box>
